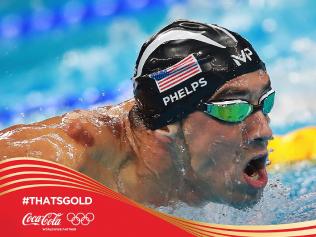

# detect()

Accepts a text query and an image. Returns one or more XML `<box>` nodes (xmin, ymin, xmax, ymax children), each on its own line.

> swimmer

<box><xmin>0</xmin><ymin>20</ymin><xmax>274</xmax><ymax>207</ymax></box>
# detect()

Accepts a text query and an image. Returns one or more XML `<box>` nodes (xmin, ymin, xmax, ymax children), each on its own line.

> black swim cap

<box><xmin>133</xmin><ymin>20</ymin><xmax>265</xmax><ymax>130</ymax></box>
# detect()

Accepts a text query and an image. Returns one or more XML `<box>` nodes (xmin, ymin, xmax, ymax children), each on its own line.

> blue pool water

<box><xmin>0</xmin><ymin>0</ymin><xmax>315</xmax><ymax>224</ymax></box>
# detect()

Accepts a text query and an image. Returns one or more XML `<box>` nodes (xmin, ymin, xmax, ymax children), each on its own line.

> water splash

<box><xmin>157</xmin><ymin>162</ymin><xmax>316</xmax><ymax>224</ymax></box>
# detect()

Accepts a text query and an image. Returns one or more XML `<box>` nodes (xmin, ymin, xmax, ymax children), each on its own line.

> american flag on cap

<box><xmin>149</xmin><ymin>54</ymin><xmax>202</xmax><ymax>93</ymax></box>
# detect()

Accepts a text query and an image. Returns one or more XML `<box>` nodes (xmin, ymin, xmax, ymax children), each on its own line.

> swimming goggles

<box><xmin>202</xmin><ymin>89</ymin><xmax>275</xmax><ymax>123</ymax></box>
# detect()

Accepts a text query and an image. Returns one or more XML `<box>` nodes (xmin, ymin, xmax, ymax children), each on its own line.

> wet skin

<box><xmin>0</xmin><ymin>69</ymin><xmax>272</xmax><ymax>207</ymax></box>
<box><xmin>182</xmin><ymin>69</ymin><xmax>273</xmax><ymax>207</ymax></box>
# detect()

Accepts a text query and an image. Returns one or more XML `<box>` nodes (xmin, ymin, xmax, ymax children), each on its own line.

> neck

<box><xmin>122</xmin><ymin>105</ymin><xmax>202</xmax><ymax>206</ymax></box>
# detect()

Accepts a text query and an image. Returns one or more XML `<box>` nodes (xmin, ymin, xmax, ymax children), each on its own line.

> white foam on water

<box><xmin>156</xmin><ymin>169</ymin><xmax>316</xmax><ymax>224</ymax></box>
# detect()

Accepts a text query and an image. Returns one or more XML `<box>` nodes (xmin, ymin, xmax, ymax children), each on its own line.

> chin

<box><xmin>226</xmin><ymin>188</ymin><xmax>264</xmax><ymax>209</ymax></box>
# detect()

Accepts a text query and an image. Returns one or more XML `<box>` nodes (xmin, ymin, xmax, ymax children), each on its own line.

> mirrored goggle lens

<box><xmin>207</xmin><ymin>103</ymin><xmax>252</xmax><ymax>122</ymax></box>
<box><xmin>262</xmin><ymin>91</ymin><xmax>275</xmax><ymax>114</ymax></box>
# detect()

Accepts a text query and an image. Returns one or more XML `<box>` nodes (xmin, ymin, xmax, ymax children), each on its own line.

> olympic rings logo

<box><xmin>66</xmin><ymin>213</ymin><xmax>95</xmax><ymax>226</ymax></box>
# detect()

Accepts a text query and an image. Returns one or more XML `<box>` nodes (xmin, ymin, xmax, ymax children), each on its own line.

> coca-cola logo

<box><xmin>22</xmin><ymin>212</ymin><xmax>62</xmax><ymax>226</ymax></box>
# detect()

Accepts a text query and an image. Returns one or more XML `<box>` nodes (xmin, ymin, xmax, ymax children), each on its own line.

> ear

<box><xmin>154</xmin><ymin>121</ymin><xmax>197</xmax><ymax>186</ymax></box>
<box><xmin>154</xmin><ymin>122</ymin><xmax>182</xmax><ymax>141</ymax></box>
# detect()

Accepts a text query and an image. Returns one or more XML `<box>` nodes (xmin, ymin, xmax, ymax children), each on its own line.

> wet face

<box><xmin>182</xmin><ymin>70</ymin><xmax>273</xmax><ymax>207</ymax></box>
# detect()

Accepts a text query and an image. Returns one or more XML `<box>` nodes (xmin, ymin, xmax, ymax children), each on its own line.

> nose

<box><xmin>243</xmin><ymin>110</ymin><xmax>273</xmax><ymax>145</ymax></box>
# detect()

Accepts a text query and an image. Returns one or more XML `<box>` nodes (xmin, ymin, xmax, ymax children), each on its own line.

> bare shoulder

<box><xmin>59</xmin><ymin>100</ymin><xmax>137</xmax><ymax>186</ymax></box>
<box><xmin>0</xmin><ymin>114</ymin><xmax>86</xmax><ymax>168</ymax></box>
<box><xmin>0</xmin><ymin>99</ymin><xmax>136</xmax><ymax>175</ymax></box>
<box><xmin>63</xmin><ymin>100</ymin><xmax>134</xmax><ymax>149</ymax></box>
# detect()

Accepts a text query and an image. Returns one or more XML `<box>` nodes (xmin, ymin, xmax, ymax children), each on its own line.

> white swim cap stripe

<box><xmin>208</xmin><ymin>24</ymin><xmax>238</xmax><ymax>43</ymax></box>
<box><xmin>135</xmin><ymin>29</ymin><xmax>226</xmax><ymax>78</ymax></box>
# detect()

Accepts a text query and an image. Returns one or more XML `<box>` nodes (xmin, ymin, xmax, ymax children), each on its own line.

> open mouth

<box><xmin>243</xmin><ymin>154</ymin><xmax>268</xmax><ymax>189</ymax></box>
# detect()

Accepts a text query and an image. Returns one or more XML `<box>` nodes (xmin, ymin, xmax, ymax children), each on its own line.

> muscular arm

<box><xmin>0</xmin><ymin>114</ymin><xmax>89</xmax><ymax>169</ymax></box>
<box><xmin>0</xmin><ymin>107</ymin><xmax>130</xmax><ymax>188</ymax></box>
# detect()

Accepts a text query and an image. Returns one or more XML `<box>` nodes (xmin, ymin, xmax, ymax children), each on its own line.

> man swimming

<box><xmin>0</xmin><ymin>20</ymin><xmax>274</xmax><ymax>207</ymax></box>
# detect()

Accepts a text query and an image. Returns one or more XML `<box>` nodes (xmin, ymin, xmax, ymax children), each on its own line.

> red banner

<box><xmin>1</xmin><ymin>158</ymin><xmax>315</xmax><ymax>237</ymax></box>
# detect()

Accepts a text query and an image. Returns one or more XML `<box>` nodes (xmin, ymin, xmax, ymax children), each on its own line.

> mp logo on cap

<box><xmin>231</xmin><ymin>48</ymin><xmax>253</xmax><ymax>66</ymax></box>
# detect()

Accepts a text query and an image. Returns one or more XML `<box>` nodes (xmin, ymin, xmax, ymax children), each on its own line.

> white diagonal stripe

<box><xmin>135</xmin><ymin>29</ymin><xmax>226</xmax><ymax>78</ymax></box>
<box><xmin>209</xmin><ymin>24</ymin><xmax>238</xmax><ymax>43</ymax></box>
